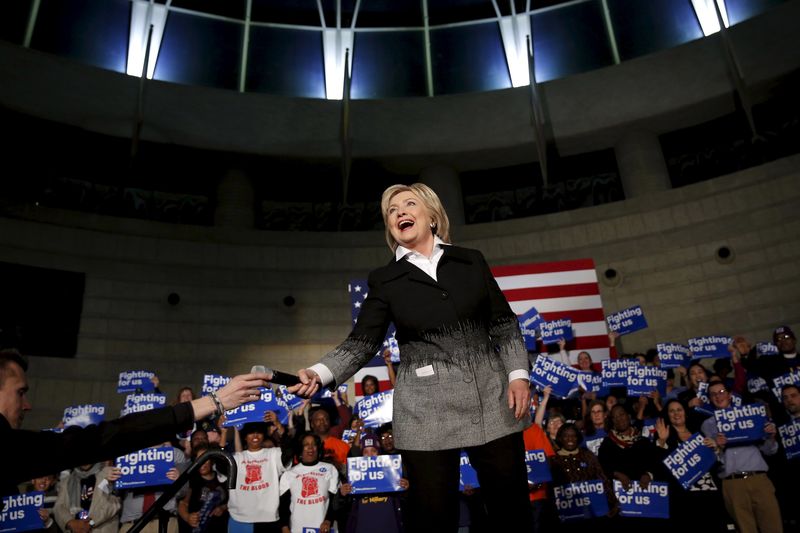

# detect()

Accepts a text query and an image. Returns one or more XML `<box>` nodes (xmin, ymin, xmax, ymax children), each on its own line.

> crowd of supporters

<box><xmin>10</xmin><ymin>324</ymin><xmax>800</xmax><ymax>533</ymax></box>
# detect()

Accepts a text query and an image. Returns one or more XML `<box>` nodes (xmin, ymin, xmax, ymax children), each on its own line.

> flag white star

<box><xmin>354</xmin><ymin>285</ymin><xmax>362</xmax><ymax>292</ymax></box>
<box><xmin>354</xmin><ymin>302</ymin><xmax>361</xmax><ymax>308</ymax></box>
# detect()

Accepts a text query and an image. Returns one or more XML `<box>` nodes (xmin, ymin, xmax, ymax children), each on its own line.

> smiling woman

<box><xmin>290</xmin><ymin>183</ymin><xmax>533</xmax><ymax>532</ymax></box>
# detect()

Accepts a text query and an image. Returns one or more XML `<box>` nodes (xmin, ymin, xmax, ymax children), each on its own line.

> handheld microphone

<box><xmin>251</xmin><ymin>365</ymin><xmax>301</xmax><ymax>386</ymax></box>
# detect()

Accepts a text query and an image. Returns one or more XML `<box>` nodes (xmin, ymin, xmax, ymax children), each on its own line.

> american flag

<box><xmin>492</xmin><ymin>258</ymin><xmax>610</xmax><ymax>366</ymax></box>
<box><xmin>349</xmin><ymin>258</ymin><xmax>609</xmax><ymax>398</ymax></box>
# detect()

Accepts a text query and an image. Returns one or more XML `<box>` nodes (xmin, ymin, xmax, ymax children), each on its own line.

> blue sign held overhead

<box><xmin>601</xmin><ymin>359</ymin><xmax>636</xmax><ymax>389</ymax></box>
<box><xmin>627</xmin><ymin>364</ymin><xmax>667</xmax><ymax>398</ymax></box>
<box><xmin>688</xmin><ymin>335</ymin><xmax>732</xmax><ymax>359</ymax></box>
<box><xmin>771</xmin><ymin>369</ymin><xmax>800</xmax><ymax>401</ymax></box>
<box><xmin>757</xmin><ymin>342</ymin><xmax>779</xmax><ymax>356</ymax></box>
<box><xmin>540</xmin><ymin>318</ymin><xmax>574</xmax><ymax>345</ymax></box>
<box><xmin>63</xmin><ymin>404</ymin><xmax>105</xmax><ymax>428</ymax></box>
<box><xmin>530</xmin><ymin>355</ymin><xmax>580</xmax><ymax>399</ymax></box>
<box><xmin>121</xmin><ymin>393</ymin><xmax>167</xmax><ymax>417</ymax></box>
<box><xmin>222</xmin><ymin>388</ymin><xmax>287</xmax><ymax>427</ymax></box>
<box><xmin>577</xmin><ymin>371</ymin><xmax>607</xmax><ymax>397</ymax></box>
<box><xmin>656</xmin><ymin>343</ymin><xmax>690</xmax><ymax>369</ymax></box>
<box><xmin>518</xmin><ymin>306</ymin><xmax>545</xmax><ymax>351</ymax></box>
<box><xmin>202</xmin><ymin>374</ymin><xmax>230</xmax><ymax>396</ymax></box>
<box><xmin>347</xmin><ymin>454</ymin><xmax>404</xmax><ymax>494</ymax></box>
<box><xmin>606</xmin><ymin>306</ymin><xmax>648</xmax><ymax>336</ymax></box>
<box><xmin>117</xmin><ymin>370</ymin><xmax>155</xmax><ymax>393</ymax></box>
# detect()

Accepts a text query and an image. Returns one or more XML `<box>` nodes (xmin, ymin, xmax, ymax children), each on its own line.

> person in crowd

<box><xmin>291</xmin><ymin>183</ymin><xmax>533</xmax><ymax>532</ymax></box>
<box><xmin>329</xmin><ymin>387</ymin><xmax>353</xmax><ymax>440</ymax></box>
<box><xmin>654</xmin><ymin>399</ymin><xmax>728</xmax><ymax>531</ymax></box>
<box><xmin>23</xmin><ymin>474</ymin><xmax>60</xmax><ymax>532</ymax></box>
<box><xmin>309</xmin><ymin>407</ymin><xmax>350</xmax><ymax>473</ymax></box>
<box><xmin>278</xmin><ymin>432</ymin><xmax>339</xmax><ymax>533</ymax></box>
<box><xmin>118</xmin><ymin>443</ymin><xmax>188</xmax><ymax>533</ymax></box>
<box><xmin>360</xmin><ymin>375</ymin><xmax>380</xmax><ymax>397</ymax></box>
<box><xmin>173</xmin><ymin>387</ymin><xmax>198</xmax><ymax>454</ymax></box>
<box><xmin>227</xmin><ymin>421</ymin><xmax>292</xmax><ymax>533</ymax></box>
<box><xmin>522</xmin><ymin>402</ymin><xmax>556</xmax><ymax>533</ymax></box>
<box><xmin>54</xmin><ymin>463</ymin><xmax>121</xmax><ymax>533</ymax></box>
<box><xmin>377</xmin><ymin>423</ymin><xmax>397</xmax><ymax>456</ymax></box>
<box><xmin>598</xmin><ymin>404</ymin><xmax>665</xmax><ymax>490</ymax></box>
<box><xmin>534</xmin><ymin>385</ymin><xmax>564</xmax><ymax>452</ymax></box>
<box><xmin>177</xmin><ymin>443</ymin><xmax>229</xmax><ymax>533</ymax></box>
<box><xmin>548</xmin><ymin>423</ymin><xmax>618</xmax><ymax>532</ymax></box>
<box><xmin>581</xmin><ymin>399</ymin><xmax>608</xmax><ymax>455</ymax></box>
<box><xmin>768</xmin><ymin>384</ymin><xmax>800</xmax><ymax>532</ymax></box>
<box><xmin>0</xmin><ymin>349</ymin><xmax>270</xmax><ymax>495</ymax></box>
<box><xmin>701</xmin><ymin>381</ymin><xmax>782</xmax><ymax>533</ymax></box>
<box><xmin>339</xmin><ymin>435</ymin><xmax>409</xmax><ymax>533</ymax></box>
<box><xmin>747</xmin><ymin>326</ymin><xmax>799</xmax><ymax>382</ymax></box>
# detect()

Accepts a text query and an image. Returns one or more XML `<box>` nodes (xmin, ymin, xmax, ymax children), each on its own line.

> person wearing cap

<box><xmin>746</xmin><ymin>326</ymin><xmax>799</xmax><ymax>384</ymax></box>
<box><xmin>339</xmin><ymin>434</ymin><xmax>409</xmax><ymax>533</ymax></box>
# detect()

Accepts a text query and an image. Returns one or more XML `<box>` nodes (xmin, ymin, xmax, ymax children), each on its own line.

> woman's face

<box><xmin>363</xmin><ymin>378</ymin><xmax>378</xmax><ymax>396</ymax></box>
<box><xmin>610</xmin><ymin>407</ymin><xmax>631</xmax><ymax>432</ymax></box>
<box><xmin>590</xmin><ymin>404</ymin><xmax>606</xmax><ymax>427</ymax></box>
<box><xmin>179</xmin><ymin>389</ymin><xmax>194</xmax><ymax>403</ymax></box>
<box><xmin>196</xmin><ymin>450</ymin><xmax>212</xmax><ymax>476</ymax></box>
<box><xmin>386</xmin><ymin>191</ymin><xmax>434</xmax><ymax>253</ymax></box>
<box><xmin>667</xmin><ymin>403</ymin><xmax>686</xmax><ymax>427</ymax></box>
<box><xmin>246</xmin><ymin>430</ymin><xmax>264</xmax><ymax>451</ymax></box>
<box><xmin>577</xmin><ymin>352</ymin><xmax>592</xmax><ymax>371</ymax></box>
<box><xmin>547</xmin><ymin>417</ymin><xmax>563</xmax><ymax>437</ymax></box>
<box><xmin>301</xmin><ymin>435</ymin><xmax>318</xmax><ymax>463</ymax></box>
<box><xmin>689</xmin><ymin>365</ymin><xmax>707</xmax><ymax>387</ymax></box>
<box><xmin>559</xmin><ymin>428</ymin><xmax>580</xmax><ymax>452</ymax></box>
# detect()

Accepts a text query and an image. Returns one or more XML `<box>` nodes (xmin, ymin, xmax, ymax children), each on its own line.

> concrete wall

<box><xmin>1</xmin><ymin>1</ymin><xmax>798</xmax><ymax>172</ymax></box>
<box><xmin>2</xmin><ymin>154</ymin><xmax>798</xmax><ymax>430</ymax></box>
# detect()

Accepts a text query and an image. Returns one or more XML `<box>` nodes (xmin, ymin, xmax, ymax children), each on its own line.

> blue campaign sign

<box><xmin>276</xmin><ymin>385</ymin><xmax>305</xmax><ymax>411</ymax></box>
<box><xmin>117</xmin><ymin>370</ymin><xmax>155</xmax><ymax>393</ymax></box>
<box><xmin>63</xmin><ymin>404</ymin><xmax>105</xmax><ymax>428</ymax></box>
<box><xmin>656</xmin><ymin>343</ymin><xmax>690</xmax><ymax>369</ymax></box>
<box><xmin>553</xmin><ymin>480</ymin><xmax>609</xmax><ymax>521</ymax></box>
<box><xmin>663</xmin><ymin>432</ymin><xmax>716</xmax><ymax>489</ymax></box>
<box><xmin>613</xmin><ymin>481</ymin><xmax>670</xmax><ymax>519</ymax></box>
<box><xmin>0</xmin><ymin>491</ymin><xmax>45</xmax><ymax>532</ymax></box>
<box><xmin>688</xmin><ymin>335</ymin><xmax>732</xmax><ymax>359</ymax></box>
<box><xmin>714</xmin><ymin>404</ymin><xmax>767</xmax><ymax>444</ymax></box>
<box><xmin>641</xmin><ymin>418</ymin><xmax>658</xmax><ymax>441</ymax></box>
<box><xmin>606</xmin><ymin>306</ymin><xmax>648</xmax><ymax>336</ymax></box>
<box><xmin>222</xmin><ymin>388</ymin><xmax>274</xmax><ymax>427</ymax></box>
<box><xmin>577</xmin><ymin>370</ymin><xmax>608</xmax><ymax>397</ymax></box>
<box><xmin>518</xmin><ymin>305</ymin><xmax>545</xmax><ymax>351</ymax></box>
<box><xmin>116</xmin><ymin>446</ymin><xmax>175</xmax><ymax>489</ymax></box>
<box><xmin>757</xmin><ymin>342</ymin><xmax>779</xmax><ymax>356</ymax></box>
<box><xmin>347</xmin><ymin>454</ymin><xmax>404</xmax><ymax>494</ymax></box>
<box><xmin>771</xmin><ymin>369</ymin><xmax>800</xmax><ymax>401</ymax></box>
<box><xmin>121</xmin><ymin>393</ymin><xmax>167</xmax><ymax>417</ymax></box>
<box><xmin>338</xmin><ymin>384</ymin><xmax>349</xmax><ymax>396</ymax></box>
<box><xmin>747</xmin><ymin>375</ymin><xmax>769</xmax><ymax>395</ymax></box>
<box><xmin>385</xmin><ymin>334</ymin><xmax>401</xmax><ymax>364</ymax></box>
<box><xmin>540</xmin><ymin>318</ymin><xmax>574</xmax><ymax>345</ymax></box>
<box><xmin>627</xmin><ymin>364</ymin><xmax>667</xmax><ymax>397</ymax></box>
<box><xmin>459</xmin><ymin>451</ymin><xmax>480</xmax><ymax>490</ymax></box>
<box><xmin>530</xmin><ymin>355</ymin><xmax>580</xmax><ymax>399</ymax></box>
<box><xmin>355</xmin><ymin>390</ymin><xmax>394</xmax><ymax>428</ymax></box>
<box><xmin>778</xmin><ymin>419</ymin><xmax>800</xmax><ymax>460</ymax></box>
<box><xmin>583</xmin><ymin>429</ymin><xmax>606</xmax><ymax>456</ymax></box>
<box><xmin>341</xmin><ymin>429</ymin><xmax>357</xmax><ymax>444</ymax></box>
<box><xmin>601</xmin><ymin>359</ymin><xmax>635</xmax><ymax>388</ymax></box>
<box><xmin>525</xmin><ymin>449</ymin><xmax>552</xmax><ymax>484</ymax></box>
<box><xmin>202</xmin><ymin>374</ymin><xmax>230</xmax><ymax>395</ymax></box>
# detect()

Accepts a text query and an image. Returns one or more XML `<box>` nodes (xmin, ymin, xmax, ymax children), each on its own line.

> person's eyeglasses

<box><xmin>710</xmin><ymin>389</ymin><xmax>728</xmax><ymax>396</ymax></box>
<box><xmin>776</xmin><ymin>334</ymin><xmax>793</xmax><ymax>341</ymax></box>
<box><xmin>380</xmin><ymin>434</ymin><xmax>392</xmax><ymax>440</ymax></box>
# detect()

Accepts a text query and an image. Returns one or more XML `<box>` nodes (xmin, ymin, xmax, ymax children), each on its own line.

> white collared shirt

<box><xmin>395</xmin><ymin>236</ymin><xmax>448</xmax><ymax>281</ymax></box>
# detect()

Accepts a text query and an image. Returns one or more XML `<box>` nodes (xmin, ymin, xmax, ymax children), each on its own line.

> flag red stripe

<box><xmin>491</xmin><ymin>258</ymin><xmax>596</xmax><ymax>277</ymax></box>
<box><xmin>502</xmin><ymin>283</ymin><xmax>600</xmax><ymax>301</ymax></box>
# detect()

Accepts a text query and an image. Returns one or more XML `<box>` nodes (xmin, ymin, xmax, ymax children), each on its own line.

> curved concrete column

<box><xmin>214</xmin><ymin>168</ymin><xmax>254</xmax><ymax>228</ymax></box>
<box><xmin>419</xmin><ymin>165</ymin><xmax>465</xmax><ymax>225</ymax></box>
<box><xmin>615</xmin><ymin>130</ymin><xmax>671</xmax><ymax>198</ymax></box>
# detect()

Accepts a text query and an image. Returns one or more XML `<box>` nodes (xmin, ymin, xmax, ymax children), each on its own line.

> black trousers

<box><xmin>401</xmin><ymin>431</ymin><xmax>532</xmax><ymax>533</ymax></box>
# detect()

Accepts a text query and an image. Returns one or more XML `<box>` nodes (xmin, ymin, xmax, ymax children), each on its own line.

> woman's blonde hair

<box><xmin>380</xmin><ymin>183</ymin><xmax>451</xmax><ymax>252</ymax></box>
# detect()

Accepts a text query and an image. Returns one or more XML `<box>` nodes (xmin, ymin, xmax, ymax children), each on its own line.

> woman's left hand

<box><xmin>507</xmin><ymin>379</ymin><xmax>531</xmax><ymax>420</ymax></box>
